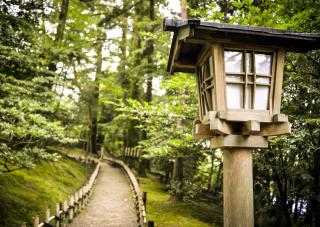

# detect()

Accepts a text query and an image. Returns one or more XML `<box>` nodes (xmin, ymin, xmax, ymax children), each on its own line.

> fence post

<box><xmin>142</xmin><ymin>191</ymin><xmax>147</xmax><ymax>210</ymax></box>
<box><xmin>74</xmin><ymin>191</ymin><xmax>78</xmax><ymax>213</ymax></box>
<box><xmin>80</xmin><ymin>187</ymin><xmax>84</xmax><ymax>208</ymax></box>
<box><xmin>69</xmin><ymin>195</ymin><xmax>74</xmax><ymax>221</ymax></box>
<box><xmin>63</xmin><ymin>200</ymin><xmax>68</xmax><ymax>223</ymax></box>
<box><xmin>84</xmin><ymin>184</ymin><xmax>87</xmax><ymax>200</ymax></box>
<box><xmin>45</xmin><ymin>207</ymin><xmax>50</xmax><ymax>223</ymax></box>
<box><xmin>55</xmin><ymin>202</ymin><xmax>61</xmax><ymax>227</ymax></box>
<box><xmin>33</xmin><ymin>215</ymin><xmax>39</xmax><ymax>227</ymax></box>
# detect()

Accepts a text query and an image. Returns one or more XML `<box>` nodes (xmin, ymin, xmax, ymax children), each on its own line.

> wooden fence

<box><xmin>104</xmin><ymin>156</ymin><xmax>147</xmax><ymax>227</ymax></box>
<box><xmin>123</xmin><ymin>147</ymin><xmax>141</xmax><ymax>158</ymax></box>
<box><xmin>21</xmin><ymin>156</ymin><xmax>100</xmax><ymax>227</ymax></box>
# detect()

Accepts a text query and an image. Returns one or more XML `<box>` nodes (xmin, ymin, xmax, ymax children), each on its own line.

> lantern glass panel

<box><xmin>256</xmin><ymin>76</ymin><xmax>271</xmax><ymax>84</ymax></box>
<box><xmin>226</xmin><ymin>84</ymin><xmax>244</xmax><ymax>109</ymax></box>
<box><xmin>224</xmin><ymin>50</ymin><xmax>273</xmax><ymax>111</ymax></box>
<box><xmin>226</xmin><ymin>75</ymin><xmax>244</xmax><ymax>82</ymax></box>
<box><xmin>224</xmin><ymin>51</ymin><xmax>243</xmax><ymax>73</ymax></box>
<box><xmin>246</xmin><ymin>52</ymin><xmax>253</xmax><ymax>73</ymax></box>
<box><xmin>255</xmin><ymin>54</ymin><xmax>272</xmax><ymax>75</ymax></box>
<box><xmin>254</xmin><ymin>86</ymin><xmax>269</xmax><ymax>110</ymax></box>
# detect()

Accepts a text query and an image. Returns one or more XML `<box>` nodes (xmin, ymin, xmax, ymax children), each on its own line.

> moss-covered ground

<box><xmin>47</xmin><ymin>146</ymin><xmax>86</xmax><ymax>158</ymax></box>
<box><xmin>0</xmin><ymin>147</ymin><xmax>92</xmax><ymax>227</ymax></box>
<box><xmin>139</xmin><ymin>177</ymin><xmax>223</xmax><ymax>227</ymax></box>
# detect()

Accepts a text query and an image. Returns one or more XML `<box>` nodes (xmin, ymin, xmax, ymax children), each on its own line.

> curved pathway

<box><xmin>69</xmin><ymin>161</ymin><xmax>137</xmax><ymax>227</ymax></box>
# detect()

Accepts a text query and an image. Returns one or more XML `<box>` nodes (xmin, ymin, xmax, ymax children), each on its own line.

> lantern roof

<box><xmin>164</xmin><ymin>18</ymin><xmax>320</xmax><ymax>74</ymax></box>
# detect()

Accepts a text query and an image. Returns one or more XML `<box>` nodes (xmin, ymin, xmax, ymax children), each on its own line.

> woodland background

<box><xmin>0</xmin><ymin>0</ymin><xmax>320</xmax><ymax>226</ymax></box>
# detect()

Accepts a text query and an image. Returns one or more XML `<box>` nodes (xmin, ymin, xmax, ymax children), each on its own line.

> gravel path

<box><xmin>69</xmin><ymin>161</ymin><xmax>137</xmax><ymax>227</ymax></box>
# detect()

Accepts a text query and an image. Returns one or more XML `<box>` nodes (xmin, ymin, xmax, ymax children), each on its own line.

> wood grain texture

<box><xmin>273</xmin><ymin>49</ymin><xmax>285</xmax><ymax>114</ymax></box>
<box><xmin>211</xmin><ymin>135</ymin><xmax>268</xmax><ymax>148</ymax></box>
<box><xmin>212</xmin><ymin>44</ymin><xmax>226</xmax><ymax>111</ymax></box>
<box><xmin>223</xmin><ymin>149</ymin><xmax>254</xmax><ymax>227</ymax></box>
<box><xmin>242</xmin><ymin>120</ymin><xmax>260</xmax><ymax>135</ymax></box>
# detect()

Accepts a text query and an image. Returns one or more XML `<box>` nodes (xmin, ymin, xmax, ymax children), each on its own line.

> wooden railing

<box><xmin>123</xmin><ymin>147</ymin><xmax>141</xmax><ymax>158</ymax></box>
<box><xmin>104</xmin><ymin>156</ymin><xmax>147</xmax><ymax>227</ymax></box>
<box><xmin>21</xmin><ymin>156</ymin><xmax>100</xmax><ymax>227</ymax></box>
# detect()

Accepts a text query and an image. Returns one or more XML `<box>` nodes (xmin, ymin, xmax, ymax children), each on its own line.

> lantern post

<box><xmin>164</xmin><ymin>18</ymin><xmax>320</xmax><ymax>227</ymax></box>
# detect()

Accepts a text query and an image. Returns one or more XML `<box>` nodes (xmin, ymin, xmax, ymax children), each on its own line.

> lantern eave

<box><xmin>164</xmin><ymin>18</ymin><xmax>320</xmax><ymax>74</ymax></box>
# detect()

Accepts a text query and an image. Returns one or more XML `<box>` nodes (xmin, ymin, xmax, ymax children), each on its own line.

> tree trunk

<box><xmin>137</xmin><ymin>0</ymin><xmax>155</xmax><ymax>176</ymax></box>
<box><xmin>293</xmin><ymin>197</ymin><xmax>299</xmax><ymax>221</ymax></box>
<box><xmin>310</xmin><ymin>150</ymin><xmax>320</xmax><ymax>226</ymax></box>
<box><xmin>55</xmin><ymin>0</ymin><xmax>69</xmax><ymax>46</ymax></box>
<box><xmin>273</xmin><ymin>171</ymin><xmax>292</xmax><ymax>227</ymax></box>
<box><xmin>145</xmin><ymin>0</ymin><xmax>155</xmax><ymax>103</ymax></box>
<box><xmin>126</xmin><ymin>3</ymin><xmax>145</xmax><ymax>148</ymax></box>
<box><xmin>137</xmin><ymin>158</ymin><xmax>149</xmax><ymax>177</ymax></box>
<box><xmin>119</xmin><ymin>19</ymin><xmax>130</xmax><ymax>99</ymax></box>
<box><xmin>118</xmin><ymin>20</ymin><xmax>130</xmax><ymax>149</ymax></box>
<box><xmin>214</xmin><ymin>162</ymin><xmax>223</xmax><ymax>195</ymax></box>
<box><xmin>207</xmin><ymin>149</ymin><xmax>215</xmax><ymax>192</ymax></box>
<box><xmin>49</xmin><ymin>0</ymin><xmax>69</xmax><ymax>72</ymax></box>
<box><xmin>89</xmin><ymin>31</ymin><xmax>105</xmax><ymax>155</ymax></box>
<box><xmin>173</xmin><ymin>157</ymin><xmax>184</xmax><ymax>201</ymax></box>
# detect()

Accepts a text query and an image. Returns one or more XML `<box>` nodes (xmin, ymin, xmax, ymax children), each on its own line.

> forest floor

<box><xmin>69</xmin><ymin>161</ymin><xmax>137</xmax><ymax>227</ymax></box>
<box><xmin>139</xmin><ymin>176</ymin><xmax>223</xmax><ymax>227</ymax></box>
<box><xmin>0</xmin><ymin>147</ymin><xmax>92</xmax><ymax>227</ymax></box>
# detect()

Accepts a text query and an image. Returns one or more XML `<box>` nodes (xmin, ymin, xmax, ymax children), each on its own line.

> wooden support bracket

<box><xmin>242</xmin><ymin>120</ymin><xmax>261</xmax><ymax>135</ymax></box>
<box><xmin>210</xmin><ymin>118</ymin><xmax>232</xmax><ymax>135</ymax></box>
<box><xmin>259</xmin><ymin>122</ymin><xmax>291</xmax><ymax>136</ymax></box>
<box><xmin>192</xmin><ymin>119</ymin><xmax>212</xmax><ymax>139</ymax></box>
<box><xmin>273</xmin><ymin>114</ymin><xmax>288</xmax><ymax>122</ymax></box>
<box><xmin>211</xmin><ymin>135</ymin><xmax>268</xmax><ymax>148</ymax></box>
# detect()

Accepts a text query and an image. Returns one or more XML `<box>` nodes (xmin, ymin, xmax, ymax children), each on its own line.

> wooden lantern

<box><xmin>164</xmin><ymin>18</ymin><xmax>320</xmax><ymax>148</ymax></box>
<box><xmin>164</xmin><ymin>18</ymin><xmax>320</xmax><ymax>227</ymax></box>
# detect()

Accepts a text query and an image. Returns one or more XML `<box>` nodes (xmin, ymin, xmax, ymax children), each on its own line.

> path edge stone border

<box><xmin>104</xmin><ymin>156</ymin><xmax>146</xmax><ymax>227</ymax></box>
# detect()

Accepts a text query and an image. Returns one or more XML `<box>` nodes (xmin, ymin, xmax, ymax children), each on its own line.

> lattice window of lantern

<box><xmin>197</xmin><ymin>56</ymin><xmax>214</xmax><ymax>119</ymax></box>
<box><xmin>224</xmin><ymin>50</ymin><xmax>273</xmax><ymax>110</ymax></box>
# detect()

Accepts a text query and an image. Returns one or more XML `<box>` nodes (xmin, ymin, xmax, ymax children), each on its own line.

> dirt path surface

<box><xmin>69</xmin><ymin>161</ymin><xmax>137</xmax><ymax>227</ymax></box>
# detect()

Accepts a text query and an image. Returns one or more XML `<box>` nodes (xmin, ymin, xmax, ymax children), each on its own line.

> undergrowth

<box><xmin>0</xmin><ymin>147</ymin><xmax>91</xmax><ymax>227</ymax></box>
<box><xmin>139</xmin><ymin>176</ymin><xmax>223</xmax><ymax>227</ymax></box>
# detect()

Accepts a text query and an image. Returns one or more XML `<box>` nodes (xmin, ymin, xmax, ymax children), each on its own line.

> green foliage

<box><xmin>0</xmin><ymin>1</ymin><xmax>78</xmax><ymax>173</ymax></box>
<box><xmin>115</xmin><ymin>73</ymin><xmax>213</xmax><ymax>196</ymax></box>
<box><xmin>115</xmin><ymin>73</ymin><xmax>203</xmax><ymax>159</ymax></box>
<box><xmin>1</xmin><ymin>0</ymin><xmax>320</xmax><ymax>225</ymax></box>
<box><xmin>0</xmin><ymin>65</ymin><xmax>76</xmax><ymax>173</ymax></box>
